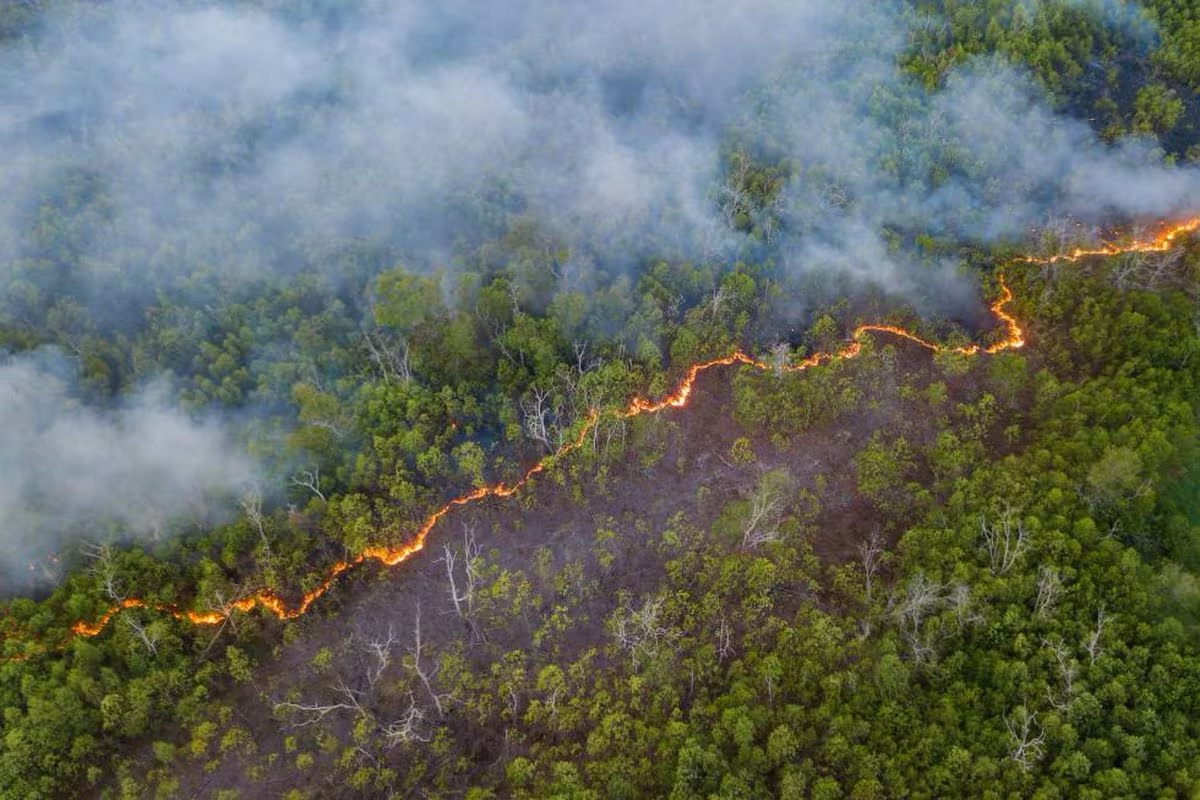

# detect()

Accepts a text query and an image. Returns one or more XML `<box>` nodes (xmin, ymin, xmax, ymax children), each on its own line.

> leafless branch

<box><xmin>1034</xmin><ymin>565</ymin><xmax>1062</xmax><ymax>618</ymax></box>
<box><xmin>290</xmin><ymin>466</ymin><xmax>326</xmax><ymax>502</ymax></box>
<box><xmin>1043</xmin><ymin>636</ymin><xmax>1077</xmax><ymax>711</ymax></box>
<box><xmin>274</xmin><ymin>679</ymin><xmax>362</xmax><ymax>727</ymax></box>
<box><xmin>742</xmin><ymin>471</ymin><xmax>793</xmax><ymax>550</ymax></box>
<box><xmin>1084</xmin><ymin>605</ymin><xmax>1108</xmax><ymax>665</ymax></box>
<box><xmin>890</xmin><ymin>573</ymin><xmax>946</xmax><ymax>666</ymax></box>
<box><xmin>612</xmin><ymin>595</ymin><xmax>680</xmax><ymax>670</ymax></box>
<box><xmin>859</xmin><ymin>530</ymin><xmax>887</xmax><ymax>608</ymax></box>
<box><xmin>82</xmin><ymin>542</ymin><xmax>123</xmax><ymax>601</ymax></box>
<box><xmin>521</xmin><ymin>386</ymin><xmax>563</xmax><ymax>451</ymax></box>
<box><xmin>123</xmin><ymin>614</ymin><xmax>159</xmax><ymax>656</ymax></box>
<box><xmin>382</xmin><ymin>692</ymin><xmax>431</xmax><ymax>745</ymax></box>
<box><xmin>364</xmin><ymin>625</ymin><xmax>396</xmax><ymax>689</ymax></box>
<box><xmin>716</xmin><ymin>615</ymin><xmax>734</xmax><ymax>664</ymax></box>
<box><xmin>362</xmin><ymin>331</ymin><xmax>412</xmax><ymax>383</ymax></box>
<box><xmin>1006</xmin><ymin>707</ymin><xmax>1046</xmax><ymax>771</ymax></box>
<box><xmin>980</xmin><ymin>505</ymin><xmax>1027</xmax><ymax>576</ymax></box>
<box><xmin>405</xmin><ymin>604</ymin><xmax>444</xmax><ymax>716</ymax></box>
<box><xmin>240</xmin><ymin>486</ymin><xmax>271</xmax><ymax>560</ymax></box>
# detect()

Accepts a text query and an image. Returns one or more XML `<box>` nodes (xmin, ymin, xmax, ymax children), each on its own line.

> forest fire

<box><xmin>1020</xmin><ymin>217</ymin><xmax>1200</xmax><ymax>265</ymax></box>
<box><xmin>60</xmin><ymin>277</ymin><xmax>1024</xmax><ymax>642</ymax></box>
<box><xmin>15</xmin><ymin>219</ymin><xmax>1196</xmax><ymax>653</ymax></box>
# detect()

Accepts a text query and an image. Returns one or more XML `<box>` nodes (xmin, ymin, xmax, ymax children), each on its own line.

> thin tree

<box><xmin>980</xmin><ymin>505</ymin><xmax>1027</xmax><ymax>576</ymax></box>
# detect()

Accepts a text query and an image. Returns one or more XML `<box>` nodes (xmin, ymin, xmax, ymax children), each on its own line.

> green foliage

<box><xmin>3</xmin><ymin>7</ymin><xmax>1200</xmax><ymax>797</ymax></box>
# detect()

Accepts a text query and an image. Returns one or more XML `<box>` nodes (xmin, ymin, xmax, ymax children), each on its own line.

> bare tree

<box><xmin>442</xmin><ymin>544</ymin><xmax>467</xmax><ymax>616</ymax></box>
<box><xmin>404</xmin><ymin>604</ymin><xmax>444</xmax><ymax>716</ymax></box>
<box><xmin>768</xmin><ymin>342</ymin><xmax>791</xmax><ymax>377</ymax></box>
<box><xmin>707</xmin><ymin>284</ymin><xmax>730</xmax><ymax>319</ymax></box>
<box><xmin>857</xmin><ymin>531</ymin><xmax>888</xmax><ymax>636</ymax></box>
<box><xmin>382</xmin><ymin>692</ymin><xmax>431</xmax><ymax>745</ymax></box>
<box><xmin>1006</xmin><ymin>707</ymin><xmax>1046</xmax><ymax>771</ymax></box>
<box><xmin>859</xmin><ymin>531</ymin><xmax>887</xmax><ymax>604</ymax></box>
<box><xmin>891</xmin><ymin>573</ymin><xmax>945</xmax><ymax>666</ymax></box>
<box><xmin>1110</xmin><ymin>246</ymin><xmax>1184</xmax><ymax>291</ymax></box>
<box><xmin>240</xmin><ymin>486</ymin><xmax>271</xmax><ymax>561</ymax></box>
<box><xmin>573</xmin><ymin>340</ymin><xmax>601</xmax><ymax>375</ymax></box>
<box><xmin>946</xmin><ymin>582</ymin><xmax>980</xmax><ymax>630</ymax></box>
<box><xmin>1034</xmin><ymin>565</ymin><xmax>1062</xmax><ymax>618</ymax></box>
<box><xmin>290</xmin><ymin>466</ymin><xmax>326</xmax><ymax>503</ymax></box>
<box><xmin>82</xmin><ymin>542</ymin><xmax>122</xmax><ymax>601</ymax></box>
<box><xmin>612</xmin><ymin>595</ymin><xmax>679</xmax><ymax>671</ymax></box>
<box><xmin>362</xmin><ymin>331</ymin><xmax>411</xmax><ymax>383</ymax></box>
<box><xmin>521</xmin><ymin>386</ymin><xmax>564</xmax><ymax>451</ymax></box>
<box><xmin>742</xmin><ymin>469</ymin><xmax>793</xmax><ymax>550</ymax></box>
<box><xmin>440</xmin><ymin>523</ymin><xmax>484</xmax><ymax>641</ymax></box>
<box><xmin>123</xmin><ymin>613</ymin><xmax>159</xmax><ymax>656</ymax></box>
<box><xmin>980</xmin><ymin>505</ymin><xmax>1027</xmax><ymax>576</ymax></box>
<box><xmin>1043</xmin><ymin>636</ymin><xmax>1077</xmax><ymax>711</ymax></box>
<box><xmin>198</xmin><ymin>584</ymin><xmax>252</xmax><ymax>652</ymax></box>
<box><xmin>716</xmin><ymin>615</ymin><xmax>734</xmax><ymax>664</ymax></box>
<box><xmin>1084</xmin><ymin>605</ymin><xmax>1108</xmax><ymax>665</ymax></box>
<box><xmin>363</xmin><ymin>625</ymin><xmax>397</xmax><ymax>689</ymax></box>
<box><xmin>275</xmin><ymin>678</ymin><xmax>364</xmax><ymax>727</ymax></box>
<box><xmin>274</xmin><ymin>624</ymin><xmax>439</xmax><ymax>754</ymax></box>
<box><xmin>593</xmin><ymin>412</ymin><xmax>628</xmax><ymax>457</ymax></box>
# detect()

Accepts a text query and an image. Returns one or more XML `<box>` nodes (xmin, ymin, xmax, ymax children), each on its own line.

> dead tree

<box><xmin>274</xmin><ymin>678</ymin><xmax>364</xmax><ymax>727</ymax></box>
<box><xmin>1034</xmin><ymin>565</ymin><xmax>1062</xmax><ymax>618</ymax></box>
<box><xmin>980</xmin><ymin>505</ymin><xmax>1027</xmax><ymax>576</ymax></box>
<box><xmin>521</xmin><ymin>386</ymin><xmax>563</xmax><ymax>451</ymax></box>
<box><xmin>290</xmin><ymin>466</ymin><xmax>326</xmax><ymax>502</ymax></box>
<box><xmin>612</xmin><ymin>595</ymin><xmax>678</xmax><ymax>671</ymax></box>
<box><xmin>707</xmin><ymin>284</ymin><xmax>730</xmax><ymax>319</ymax></box>
<box><xmin>362</xmin><ymin>331</ymin><xmax>411</xmax><ymax>383</ymax></box>
<box><xmin>742</xmin><ymin>470</ymin><xmax>793</xmax><ymax>550</ymax></box>
<box><xmin>363</xmin><ymin>625</ymin><xmax>397</xmax><ymax>689</ymax></box>
<box><xmin>573</xmin><ymin>340</ymin><xmax>601</xmax><ymax>375</ymax></box>
<box><xmin>768</xmin><ymin>342</ymin><xmax>791</xmax><ymax>377</ymax></box>
<box><xmin>439</xmin><ymin>523</ymin><xmax>484</xmax><ymax>642</ymax></box>
<box><xmin>857</xmin><ymin>531</ymin><xmax>888</xmax><ymax>636</ymax></box>
<box><xmin>275</xmin><ymin>632</ymin><xmax>431</xmax><ymax>746</ymax></box>
<box><xmin>382</xmin><ymin>692</ymin><xmax>431</xmax><ymax>745</ymax></box>
<box><xmin>1084</xmin><ymin>605</ymin><xmax>1108</xmax><ymax>665</ymax></box>
<box><xmin>891</xmin><ymin>573</ymin><xmax>944</xmax><ymax>666</ymax></box>
<box><xmin>123</xmin><ymin>614</ymin><xmax>159</xmax><ymax>656</ymax></box>
<box><xmin>82</xmin><ymin>542</ymin><xmax>122</xmax><ymax>601</ymax></box>
<box><xmin>716</xmin><ymin>615</ymin><xmax>734</xmax><ymax>664</ymax></box>
<box><xmin>404</xmin><ymin>604</ymin><xmax>444</xmax><ymax>716</ymax></box>
<box><xmin>946</xmin><ymin>582</ymin><xmax>980</xmax><ymax>630</ymax></box>
<box><xmin>240</xmin><ymin>486</ymin><xmax>271</xmax><ymax>561</ymax></box>
<box><xmin>1043</xmin><ymin>636</ymin><xmax>1077</xmax><ymax>711</ymax></box>
<box><xmin>859</xmin><ymin>531</ymin><xmax>887</xmax><ymax>605</ymax></box>
<box><xmin>1006</xmin><ymin>707</ymin><xmax>1046</xmax><ymax>771</ymax></box>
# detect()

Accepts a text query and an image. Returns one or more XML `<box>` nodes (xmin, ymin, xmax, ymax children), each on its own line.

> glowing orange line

<box><xmin>1020</xmin><ymin>217</ymin><xmax>1200</xmax><ymax>265</ymax></box>
<box><xmin>24</xmin><ymin>217</ymin><xmax>1194</xmax><ymax>650</ymax></box>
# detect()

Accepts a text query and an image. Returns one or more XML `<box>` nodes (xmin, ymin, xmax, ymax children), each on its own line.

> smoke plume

<box><xmin>0</xmin><ymin>351</ymin><xmax>254</xmax><ymax>590</ymax></box>
<box><xmin>0</xmin><ymin>0</ymin><xmax>1189</xmax><ymax>300</ymax></box>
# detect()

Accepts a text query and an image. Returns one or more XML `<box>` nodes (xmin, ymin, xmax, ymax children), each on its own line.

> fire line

<box><xmin>7</xmin><ymin>217</ymin><xmax>1197</xmax><ymax>656</ymax></box>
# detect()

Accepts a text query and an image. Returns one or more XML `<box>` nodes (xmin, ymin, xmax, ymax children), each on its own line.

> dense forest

<box><xmin>2</xmin><ymin>0</ymin><xmax>1200</xmax><ymax>797</ymax></box>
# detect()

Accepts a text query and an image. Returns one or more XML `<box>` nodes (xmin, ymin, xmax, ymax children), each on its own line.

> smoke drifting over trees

<box><xmin>2</xmin><ymin>0</ymin><xmax>1195</xmax><ymax>292</ymax></box>
<box><xmin>0</xmin><ymin>352</ymin><xmax>254</xmax><ymax>587</ymax></box>
<box><xmin>1</xmin><ymin>0</ymin><xmax>1198</xmax><ymax>581</ymax></box>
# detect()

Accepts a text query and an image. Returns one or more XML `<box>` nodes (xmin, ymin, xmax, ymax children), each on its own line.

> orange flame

<box><xmin>1021</xmin><ymin>217</ymin><xmax>1200</xmax><ymax>265</ymax></box>
<box><xmin>26</xmin><ymin>217</ymin><xmax>1197</xmax><ymax>650</ymax></box>
<box><xmin>70</xmin><ymin>598</ymin><xmax>147</xmax><ymax>636</ymax></box>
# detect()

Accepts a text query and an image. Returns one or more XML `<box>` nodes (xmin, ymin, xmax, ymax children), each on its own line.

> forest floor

<box><xmin>151</xmin><ymin>337</ymin><xmax>974</xmax><ymax>797</ymax></box>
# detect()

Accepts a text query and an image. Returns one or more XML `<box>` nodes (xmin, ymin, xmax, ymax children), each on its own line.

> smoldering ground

<box><xmin>1</xmin><ymin>0</ymin><xmax>1197</xmax><ymax>583</ymax></box>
